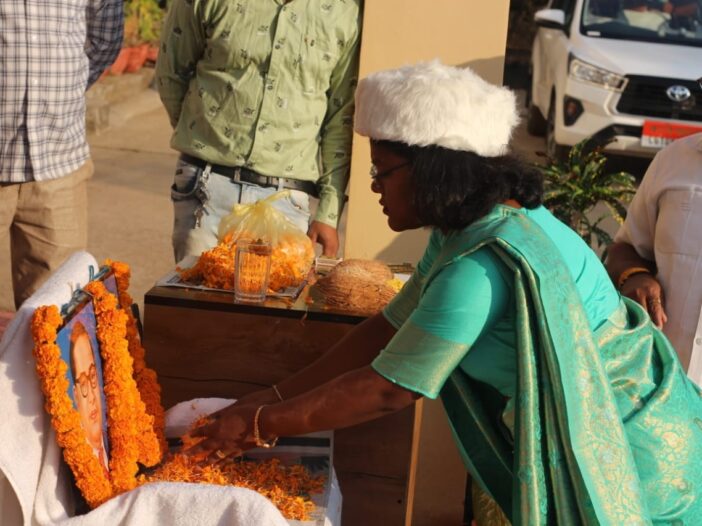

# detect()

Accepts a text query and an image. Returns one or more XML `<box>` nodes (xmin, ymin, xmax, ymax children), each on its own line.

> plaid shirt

<box><xmin>0</xmin><ymin>0</ymin><xmax>123</xmax><ymax>183</ymax></box>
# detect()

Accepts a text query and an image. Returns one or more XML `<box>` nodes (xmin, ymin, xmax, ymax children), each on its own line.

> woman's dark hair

<box><xmin>372</xmin><ymin>139</ymin><xmax>544</xmax><ymax>231</ymax></box>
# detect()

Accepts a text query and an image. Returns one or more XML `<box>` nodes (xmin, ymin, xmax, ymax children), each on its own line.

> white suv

<box><xmin>528</xmin><ymin>0</ymin><xmax>702</xmax><ymax>159</ymax></box>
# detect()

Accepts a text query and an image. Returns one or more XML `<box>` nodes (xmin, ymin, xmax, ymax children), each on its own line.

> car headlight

<box><xmin>569</xmin><ymin>57</ymin><xmax>627</xmax><ymax>91</ymax></box>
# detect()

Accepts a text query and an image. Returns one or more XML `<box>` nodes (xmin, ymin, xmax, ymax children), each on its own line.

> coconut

<box><xmin>316</xmin><ymin>259</ymin><xmax>397</xmax><ymax>314</ymax></box>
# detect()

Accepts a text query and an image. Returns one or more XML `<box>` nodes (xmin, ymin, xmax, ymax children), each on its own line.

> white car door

<box><xmin>532</xmin><ymin>0</ymin><xmax>578</xmax><ymax>116</ymax></box>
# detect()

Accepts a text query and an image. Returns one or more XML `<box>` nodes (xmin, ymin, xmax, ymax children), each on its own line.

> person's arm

<box><xmin>266</xmin><ymin>366</ymin><xmax>418</xmax><ymax>435</ymax></box>
<box><xmin>308</xmin><ymin>16</ymin><xmax>362</xmax><ymax>255</ymax></box>
<box><xmin>190</xmin><ymin>248</ymin><xmax>509</xmax><ymax>458</ymax></box>
<box><xmin>191</xmin><ymin>365</ymin><xmax>417</xmax><ymax>458</ymax></box>
<box><xmin>85</xmin><ymin>0</ymin><xmax>124</xmax><ymax>87</ymax></box>
<box><xmin>154</xmin><ymin>0</ymin><xmax>206</xmax><ymax>128</ymax></box>
<box><xmin>606</xmin><ymin>154</ymin><xmax>667</xmax><ymax>327</ymax></box>
<box><xmin>238</xmin><ymin>234</ymin><xmax>439</xmax><ymax>406</ymax></box>
<box><xmin>240</xmin><ymin>312</ymin><xmax>398</xmax><ymax>407</ymax></box>
<box><xmin>277</xmin><ymin>313</ymin><xmax>396</xmax><ymax>397</ymax></box>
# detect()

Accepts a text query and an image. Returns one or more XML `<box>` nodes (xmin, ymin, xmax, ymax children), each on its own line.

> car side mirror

<box><xmin>534</xmin><ymin>9</ymin><xmax>567</xmax><ymax>30</ymax></box>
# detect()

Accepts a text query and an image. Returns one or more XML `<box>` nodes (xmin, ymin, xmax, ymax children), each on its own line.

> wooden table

<box><xmin>143</xmin><ymin>284</ymin><xmax>421</xmax><ymax>526</ymax></box>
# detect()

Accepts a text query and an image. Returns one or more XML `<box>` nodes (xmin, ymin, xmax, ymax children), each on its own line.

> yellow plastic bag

<box><xmin>217</xmin><ymin>191</ymin><xmax>315</xmax><ymax>292</ymax></box>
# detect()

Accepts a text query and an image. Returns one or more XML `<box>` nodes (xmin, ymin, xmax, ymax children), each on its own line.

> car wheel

<box><xmin>546</xmin><ymin>99</ymin><xmax>569</xmax><ymax>162</ymax></box>
<box><xmin>526</xmin><ymin>101</ymin><xmax>547</xmax><ymax>137</ymax></box>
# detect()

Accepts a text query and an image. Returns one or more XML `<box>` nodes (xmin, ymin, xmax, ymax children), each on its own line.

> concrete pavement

<box><xmin>85</xmin><ymin>90</ymin><xmax>177</xmax><ymax>312</ymax></box>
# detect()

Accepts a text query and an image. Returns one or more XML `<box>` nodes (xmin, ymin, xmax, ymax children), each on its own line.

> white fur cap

<box><xmin>354</xmin><ymin>60</ymin><xmax>519</xmax><ymax>157</ymax></box>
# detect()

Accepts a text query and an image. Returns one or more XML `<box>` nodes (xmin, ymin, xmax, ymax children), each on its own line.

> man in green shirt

<box><xmin>156</xmin><ymin>0</ymin><xmax>362</xmax><ymax>261</ymax></box>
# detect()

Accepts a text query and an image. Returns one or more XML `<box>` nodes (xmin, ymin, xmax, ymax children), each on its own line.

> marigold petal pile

<box><xmin>139</xmin><ymin>455</ymin><xmax>325</xmax><ymax>521</ymax></box>
<box><xmin>179</xmin><ymin>233</ymin><xmax>314</xmax><ymax>292</ymax></box>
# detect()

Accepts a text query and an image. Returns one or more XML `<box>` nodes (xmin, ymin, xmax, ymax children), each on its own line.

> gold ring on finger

<box><xmin>650</xmin><ymin>298</ymin><xmax>662</xmax><ymax>306</ymax></box>
<box><xmin>215</xmin><ymin>449</ymin><xmax>228</xmax><ymax>459</ymax></box>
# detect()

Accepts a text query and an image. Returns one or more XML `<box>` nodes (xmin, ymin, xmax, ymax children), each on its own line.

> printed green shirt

<box><xmin>156</xmin><ymin>0</ymin><xmax>362</xmax><ymax>227</ymax></box>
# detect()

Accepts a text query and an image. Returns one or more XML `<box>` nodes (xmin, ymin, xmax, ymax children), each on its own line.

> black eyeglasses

<box><xmin>369</xmin><ymin>162</ymin><xmax>410</xmax><ymax>181</ymax></box>
<box><xmin>75</xmin><ymin>363</ymin><xmax>98</xmax><ymax>398</ymax></box>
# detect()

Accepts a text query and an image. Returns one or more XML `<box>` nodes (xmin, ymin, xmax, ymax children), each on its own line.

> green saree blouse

<box><xmin>372</xmin><ymin>205</ymin><xmax>702</xmax><ymax>524</ymax></box>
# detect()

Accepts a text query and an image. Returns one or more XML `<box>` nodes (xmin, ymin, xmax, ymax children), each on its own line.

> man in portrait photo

<box><xmin>69</xmin><ymin>321</ymin><xmax>110</xmax><ymax>476</ymax></box>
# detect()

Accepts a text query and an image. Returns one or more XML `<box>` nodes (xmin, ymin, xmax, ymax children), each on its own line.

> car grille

<box><xmin>616</xmin><ymin>76</ymin><xmax>702</xmax><ymax>122</ymax></box>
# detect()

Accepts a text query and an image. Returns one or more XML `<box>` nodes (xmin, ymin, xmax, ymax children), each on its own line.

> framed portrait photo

<box><xmin>31</xmin><ymin>260</ymin><xmax>165</xmax><ymax>509</ymax></box>
<box><xmin>56</xmin><ymin>301</ymin><xmax>111</xmax><ymax>477</ymax></box>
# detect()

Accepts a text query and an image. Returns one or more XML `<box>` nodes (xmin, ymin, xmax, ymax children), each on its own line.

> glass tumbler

<box><xmin>234</xmin><ymin>240</ymin><xmax>272</xmax><ymax>303</ymax></box>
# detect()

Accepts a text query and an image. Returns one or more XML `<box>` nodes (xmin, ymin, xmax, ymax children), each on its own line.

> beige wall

<box><xmin>343</xmin><ymin>1</ymin><xmax>512</xmax><ymax>524</ymax></box>
<box><xmin>344</xmin><ymin>0</ymin><xmax>512</xmax><ymax>264</ymax></box>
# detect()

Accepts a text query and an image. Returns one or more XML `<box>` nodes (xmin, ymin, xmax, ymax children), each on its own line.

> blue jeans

<box><xmin>171</xmin><ymin>157</ymin><xmax>311</xmax><ymax>263</ymax></box>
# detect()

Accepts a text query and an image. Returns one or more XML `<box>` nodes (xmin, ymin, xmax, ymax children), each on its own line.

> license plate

<box><xmin>641</xmin><ymin>121</ymin><xmax>702</xmax><ymax>149</ymax></box>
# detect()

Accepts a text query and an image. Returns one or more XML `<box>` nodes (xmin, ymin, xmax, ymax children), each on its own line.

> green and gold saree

<box><xmin>442</xmin><ymin>210</ymin><xmax>702</xmax><ymax>525</ymax></box>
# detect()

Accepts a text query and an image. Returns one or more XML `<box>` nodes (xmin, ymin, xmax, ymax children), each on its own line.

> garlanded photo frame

<box><xmin>31</xmin><ymin>261</ymin><xmax>328</xmax><ymax>521</ymax></box>
<box><xmin>31</xmin><ymin>262</ymin><xmax>165</xmax><ymax>508</ymax></box>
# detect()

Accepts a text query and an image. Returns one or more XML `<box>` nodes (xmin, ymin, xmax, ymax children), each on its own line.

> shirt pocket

<box><xmin>298</xmin><ymin>32</ymin><xmax>337</xmax><ymax>95</ymax></box>
<box><xmin>655</xmin><ymin>188</ymin><xmax>702</xmax><ymax>256</ymax></box>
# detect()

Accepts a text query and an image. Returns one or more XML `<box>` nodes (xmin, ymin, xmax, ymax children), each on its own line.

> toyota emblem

<box><xmin>666</xmin><ymin>85</ymin><xmax>692</xmax><ymax>102</ymax></box>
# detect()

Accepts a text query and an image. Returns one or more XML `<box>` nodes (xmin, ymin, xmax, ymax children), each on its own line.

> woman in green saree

<box><xmin>188</xmin><ymin>61</ymin><xmax>702</xmax><ymax>524</ymax></box>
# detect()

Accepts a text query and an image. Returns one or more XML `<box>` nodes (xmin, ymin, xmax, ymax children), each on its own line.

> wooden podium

<box><xmin>142</xmin><ymin>284</ymin><xmax>421</xmax><ymax>526</ymax></box>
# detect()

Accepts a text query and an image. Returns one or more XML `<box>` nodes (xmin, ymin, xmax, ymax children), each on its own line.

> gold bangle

<box><xmin>272</xmin><ymin>384</ymin><xmax>284</xmax><ymax>402</ymax></box>
<box><xmin>617</xmin><ymin>266</ymin><xmax>651</xmax><ymax>289</ymax></box>
<box><xmin>253</xmin><ymin>405</ymin><xmax>278</xmax><ymax>449</ymax></box>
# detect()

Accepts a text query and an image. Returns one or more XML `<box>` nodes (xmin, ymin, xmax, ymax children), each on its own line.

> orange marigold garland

<box><xmin>31</xmin><ymin>306</ymin><xmax>113</xmax><ymax>508</ymax></box>
<box><xmin>84</xmin><ymin>281</ymin><xmax>141</xmax><ymax>494</ymax></box>
<box><xmin>108</xmin><ymin>260</ymin><xmax>167</xmax><ymax>461</ymax></box>
<box><xmin>85</xmin><ymin>280</ymin><xmax>163</xmax><ymax>494</ymax></box>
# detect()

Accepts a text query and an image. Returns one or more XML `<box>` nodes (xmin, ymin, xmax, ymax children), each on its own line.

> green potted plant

<box><xmin>539</xmin><ymin>138</ymin><xmax>638</xmax><ymax>260</ymax></box>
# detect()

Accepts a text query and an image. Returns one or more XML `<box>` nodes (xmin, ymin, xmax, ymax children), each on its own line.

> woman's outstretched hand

<box><xmin>182</xmin><ymin>402</ymin><xmax>260</xmax><ymax>462</ymax></box>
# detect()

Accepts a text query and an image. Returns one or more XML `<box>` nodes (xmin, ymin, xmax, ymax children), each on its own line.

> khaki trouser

<box><xmin>0</xmin><ymin>160</ymin><xmax>93</xmax><ymax>309</ymax></box>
